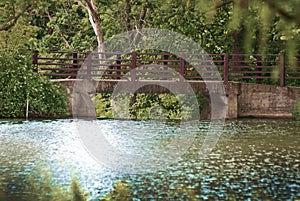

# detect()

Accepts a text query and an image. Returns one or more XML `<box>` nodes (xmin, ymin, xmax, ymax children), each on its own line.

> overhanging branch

<box><xmin>263</xmin><ymin>0</ymin><xmax>300</xmax><ymax>27</ymax></box>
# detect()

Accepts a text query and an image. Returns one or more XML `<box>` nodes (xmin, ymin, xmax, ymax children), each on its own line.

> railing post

<box><xmin>223</xmin><ymin>53</ymin><xmax>229</xmax><ymax>82</ymax></box>
<box><xmin>163</xmin><ymin>54</ymin><xmax>169</xmax><ymax>65</ymax></box>
<box><xmin>256</xmin><ymin>60</ymin><xmax>262</xmax><ymax>84</ymax></box>
<box><xmin>116</xmin><ymin>53</ymin><xmax>121</xmax><ymax>79</ymax></box>
<box><xmin>32</xmin><ymin>50</ymin><xmax>39</xmax><ymax>72</ymax></box>
<box><xmin>279</xmin><ymin>53</ymin><xmax>285</xmax><ymax>87</ymax></box>
<box><xmin>180</xmin><ymin>55</ymin><xmax>185</xmax><ymax>81</ymax></box>
<box><xmin>86</xmin><ymin>51</ymin><xmax>92</xmax><ymax>80</ymax></box>
<box><xmin>131</xmin><ymin>52</ymin><xmax>137</xmax><ymax>81</ymax></box>
<box><xmin>73</xmin><ymin>51</ymin><xmax>78</xmax><ymax>68</ymax></box>
<box><xmin>163</xmin><ymin>53</ymin><xmax>169</xmax><ymax>80</ymax></box>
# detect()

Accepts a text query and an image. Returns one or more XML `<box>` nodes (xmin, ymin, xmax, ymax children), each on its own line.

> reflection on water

<box><xmin>0</xmin><ymin>119</ymin><xmax>299</xmax><ymax>200</ymax></box>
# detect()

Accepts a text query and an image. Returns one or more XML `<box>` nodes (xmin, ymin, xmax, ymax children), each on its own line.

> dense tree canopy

<box><xmin>0</xmin><ymin>0</ymin><xmax>299</xmax><ymax>55</ymax></box>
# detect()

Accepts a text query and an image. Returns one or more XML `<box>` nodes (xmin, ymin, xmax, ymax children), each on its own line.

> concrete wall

<box><xmin>236</xmin><ymin>82</ymin><xmax>300</xmax><ymax>118</ymax></box>
<box><xmin>55</xmin><ymin>79</ymin><xmax>300</xmax><ymax>119</ymax></box>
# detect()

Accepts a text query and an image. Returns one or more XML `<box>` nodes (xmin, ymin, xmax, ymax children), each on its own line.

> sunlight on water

<box><xmin>0</xmin><ymin>120</ymin><xmax>118</xmax><ymax>199</ymax></box>
<box><xmin>0</xmin><ymin>119</ymin><xmax>299</xmax><ymax>200</ymax></box>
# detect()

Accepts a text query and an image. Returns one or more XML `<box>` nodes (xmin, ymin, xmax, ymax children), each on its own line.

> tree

<box><xmin>0</xmin><ymin>0</ymin><xmax>299</xmax><ymax>55</ymax></box>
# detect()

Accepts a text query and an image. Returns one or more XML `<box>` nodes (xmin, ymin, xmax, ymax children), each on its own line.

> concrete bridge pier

<box><xmin>55</xmin><ymin>80</ymin><xmax>300</xmax><ymax>120</ymax></box>
<box><xmin>225</xmin><ymin>82</ymin><xmax>240</xmax><ymax>119</ymax></box>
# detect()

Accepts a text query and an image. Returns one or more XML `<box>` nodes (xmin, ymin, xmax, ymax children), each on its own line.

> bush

<box><xmin>130</xmin><ymin>94</ymin><xmax>205</xmax><ymax>120</ymax></box>
<box><xmin>0</xmin><ymin>51</ymin><xmax>69</xmax><ymax>118</ymax></box>
<box><xmin>101</xmin><ymin>180</ymin><xmax>131</xmax><ymax>201</ymax></box>
<box><xmin>92</xmin><ymin>93</ymin><xmax>113</xmax><ymax>118</ymax></box>
<box><xmin>93</xmin><ymin>93</ymin><xmax>206</xmax><ymax>120</ymax></box>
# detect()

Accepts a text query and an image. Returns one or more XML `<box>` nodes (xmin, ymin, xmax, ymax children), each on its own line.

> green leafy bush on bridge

<box><xmin>0</xmin><ymin>51</ymin><xmax>69</xmax><ymax>118</ymax></box>
<box><xmin>93</xmin><ymin>93</ymin><xmax>206</xmax><ymax>120</ymax></box>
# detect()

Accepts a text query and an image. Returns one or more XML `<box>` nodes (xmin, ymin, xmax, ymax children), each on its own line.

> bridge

<box><xmin>32</xmin><ymin>50</ymin><xmax>300</xmax><ymax>119</ymax></box>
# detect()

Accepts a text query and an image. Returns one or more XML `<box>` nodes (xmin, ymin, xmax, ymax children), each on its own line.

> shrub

<box><xmin>0</xmin><ymin>51</ymin><xmax>69</xmax><ymax>118</ymax></box>
<box><xmin>92</xmin><ymin>93</ymin><xmax>113</xmax><ymax>118</ymax></box>
<box><xmin>101</xmin><ymin>180</ymin><xmax>131</xmax><ymax>201</ymax></box>
<box><xmin>93</xmin><ymin>93</ymin><xmax>206</xmax><ymax>120</ymax></box>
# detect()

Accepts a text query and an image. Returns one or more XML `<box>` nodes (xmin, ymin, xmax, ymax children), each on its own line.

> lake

<box><xmin>0</xmin><ymin>119</ymin><xmax>299</xmax><ymax>200</ymax></box>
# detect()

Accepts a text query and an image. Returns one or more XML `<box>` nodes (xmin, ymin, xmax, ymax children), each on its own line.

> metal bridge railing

<box><xmin>32</xmin><ymin>50</ymin><xmax>300</xmax><ymax>87</ymax></box>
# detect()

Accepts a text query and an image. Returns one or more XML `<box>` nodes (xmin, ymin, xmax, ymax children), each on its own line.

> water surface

<box><xmin>0</xmin><ymin>119</ymin><xmax>299</xmax><ymax>200</ymax></box>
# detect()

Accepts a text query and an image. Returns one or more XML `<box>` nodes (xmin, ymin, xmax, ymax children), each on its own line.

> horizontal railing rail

<box><xmin>32</xmin><ymin>50</ymin><xmax>300</xmax><ymax>87</ymax></box>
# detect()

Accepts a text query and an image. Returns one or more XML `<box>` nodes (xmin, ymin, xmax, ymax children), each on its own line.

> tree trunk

<box><xmin>84</xmin><ymin>0</ymin><xmax>104</xmax><ymax>52</ymax></box>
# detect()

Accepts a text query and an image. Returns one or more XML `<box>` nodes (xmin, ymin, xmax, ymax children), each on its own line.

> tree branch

<box><xmin>84</xmin><ymin>0</ymin><xmax>104</xmax><ymax>47</ymax></box>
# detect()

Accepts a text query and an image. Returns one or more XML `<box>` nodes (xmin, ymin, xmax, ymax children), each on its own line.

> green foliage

<box><xmin>70</xmin><ymin>177</ymin><xmax>88</xmax><ymax>201</ymax></box>
<box><xmin>0</xmin><ymin>170</ymin><xmax>88</xmax><ymax>201</ymax></box>
<box><xmin>1</xmin><ymin>0</ymin><xmax>299</xmax><ymax>56</ymax></box>
<box><xmin>101</xmin><ymin>180</ymin><xmax>131</xmax><ymax>201</ymax></box>
<box><xmin>0</xmin><ymin>17</ymin><xmax>38</xmax><ymax>50</ymax></box>
<box><xmin>0</xmin><ymin>51</ymin><xmax>69</xmax><ymax>118</ymax></box>
<box><xmin>0</xmin><ymin>0</ymin><xmax>39</xmax><ymax>50</ymax></box>
<box><xmin>32</xmin><ymin>0</ymin><xmax>96</xmax><ymax>51</ymax></box>
<box><xmin>92</xmin><ymin>93</ymin><xmax>206</xmax><ymax>120</ymax></box>
<box><xmin>149</xmin><ymin>0</ymin><xmax>232</xmax><ymax>53</ymax></box>
<box><xmin>25</xmin><ymin>170</ymin><xmax>88</xmax><ymax>201</ymax></box>
<box><xmin>93</xmin><ymin>93</ymin><xmax>113</xmax><ymax>118</ymax></box>
<box><xmin>131</xmin><ymin>94</ymin><xmax>204</xmax><ymax>120</ymax></box>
